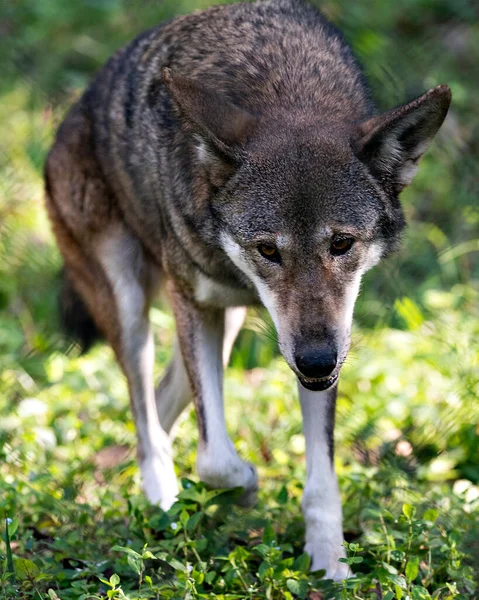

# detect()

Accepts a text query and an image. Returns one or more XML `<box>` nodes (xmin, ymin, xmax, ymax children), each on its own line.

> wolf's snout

<box><xmin>294</xmin><ymin>345</ymin><xmax>337</xmax><ymax>380</ymax></box>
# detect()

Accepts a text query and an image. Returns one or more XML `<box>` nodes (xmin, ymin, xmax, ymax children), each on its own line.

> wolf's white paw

<box><xmin>235</xmin><ymin>462</ymin><xmax>258</xmax><ymax>507</ymax></box>
<box><xmin>197</xmin><ymin>449</ymin><xmax>258</xmax><ymax>507</ymax></box>
<box><xmin>141</xmin><ymin>452</ymin><xmax>179</xmax><ymax>511</ymax></box>
<box><xmin>305</xmin><ymin>536</ymin><xmax>349</xmax><ymax>581</ymax></box>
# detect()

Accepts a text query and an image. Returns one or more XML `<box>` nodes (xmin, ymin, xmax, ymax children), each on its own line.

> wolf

<box><xmin>45</xmin><ymin>0</ymin><xmax>450</xmax><ymax>579</ymax></box>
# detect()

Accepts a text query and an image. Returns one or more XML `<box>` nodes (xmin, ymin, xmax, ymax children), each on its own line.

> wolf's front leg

<box><xmin>299</xmin><ymin>384</ymin><xmax>349</xmax><ymax>580</ymax></box>
<box><xmin>168</xmin><ymin>282</ymin><xmax>258</xmax><ymax>506</ymax></box>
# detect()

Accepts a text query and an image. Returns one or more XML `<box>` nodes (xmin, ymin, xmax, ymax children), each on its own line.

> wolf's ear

<box><xmin>162</xmin><ymin>68</ymin><xmax>256</xmax><ymax>162</ymax></box>
<box><xmin>356</xmin><ymin>85</ymin><xmax>451</xmax><ymax>191</ymax></box>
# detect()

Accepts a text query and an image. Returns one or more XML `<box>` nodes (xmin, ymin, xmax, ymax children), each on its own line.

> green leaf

<box><xmin>348</xmin><ymin>543</ymin><xmax>361</xmax><ymax>552</ymax></box>
<box><xmin>149</xmin><ymin>511</ymin><xmax>170</xmax><ymax>532</ymax></box>
<box><xmin>7</xmin><ymin>518</ymin><xmax>19</xmax><ymax>538</ymax></box>
<box><xmin>286</xmin><ymin>578</ymin><xmax>309</xmax><ymax>598</ymax></box>
<box><xmin>204</xmin><ymin>487</ymin><xmax>246</xmax><ymax>507</ymax></box>
<box><xmin>193</xmin><ymin>570</ymin><xmax>205</xmax><ymax>584</ymax></box>
<box><xmin>263</xmin><ymin>521</ymin><xmax>275</xmax><ymax>545</ymax></box>
<box><xmin>258</xmin><ymin>561</ymin><xmax>272</xmax><ymax>582</ymax></box>
<box><xmin>388</xmin><ymin>574</ymin><xmax>407</xmax><ymax>588</ymax></box>
<box><xmin>277</xmin><ymin>485</ymin><xmax>288</xmax><ymax>505</ymax></box>
<box><xmin>168</xmin><ymin>558</ymin><xmax>188</xmax><ymax>572</ymax></box>
<box><xmin>423</xmin><ymin>509</ymin><xmax>438</xmax><ymax>523</ymax></box>
<box><xmin>127</xmin><ymin>554</ymin><xmax>141</xmax><ymax>575</ymax></box>
<box><xmin>402</xmin><ymin>503</ymin><xmax>416</xmax><ymax>520</ymax></box>
<box><xmin>390</xmin><ymin>551</ymin><xmax>405</xmax><ymax>563</ymax></box>
<box><xmin>381</xmin><ymin>561</ymin><xmax>399</xmax><ymax>575</ymax></box>
<box><xmin>406</xmin><ymin>555</ymin><xmax>419</xmax><ymax>583</ymax></box>
<box><xmin>196</xmin><ymin>537</ymin><xmax>208</xmax><ymax>552</ymax></box>
<box><xmin>231</xmin><ymin>545</ymin><xmax>250</xmax><ymax>562</ymax></box>
<box><xmin>109</xmin><ymin>573</ymin><xmax>120</xmax><ymax>587</ymax></box>
<box><xmin>187</xmin><ymin>511</ymin><xmax>203</xmax><ymax>531</ymax></box>
<box><xmin>411</xmin><ymin>585</ymin><xmax>432</xmax><ymax>599</ymax></box>
<box><xmin>205</xmin><ymin>571</ymin><xmax>216</xmax><ymax>584</ymax></box>
<box><xmin>351</xmin><ymin>556</ymin><xmax>363</xmax><ymax>563</ymax></box>
<box><xmin>292</xmin><ymin>552</ymin><xmax>310</xmax><ymax>573</ymax></box>
<box><xmin>15</xmin><ymin>558</ymin><xmax>40</xmax><ymax>580</ymax></box>
<box><xmin>111</xmin><ymin>545</ymin><xmax>141</xmax><ymax>558</ymax></box>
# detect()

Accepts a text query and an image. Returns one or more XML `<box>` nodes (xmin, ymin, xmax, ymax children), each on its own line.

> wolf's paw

<box><xmin>141</xmin><ymin>452</ymin><xmax>179</xmax><ymax>511</ymax></box>
<box><xmin>197</xmin><ymin>450</ymin><xmax>258</xmax><ymax>507</ymax></box>
<box><xmin>305</xmin><ymin>536</ymin><xmax>349</xmax><ymax>581</ymax></box>
<box><xmin>303</xmin><ymin>513</ymin><xmax>348</xmax><ymax>580</ymax></box>
<box><xmin>234</xmin><ymin>462</ymin><xmax>258</xmax><ymax>507</ymax></box>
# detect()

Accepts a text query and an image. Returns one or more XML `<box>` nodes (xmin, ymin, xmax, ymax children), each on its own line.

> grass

<box><xmin>1</xmin><ymin>299</ymin><xmax>478</xmax><ymax>598</ymax></box>
<box><xmin>0</xmin><ymin>0</ymin><xmax>478</xmax><ymax>598</ymax></box>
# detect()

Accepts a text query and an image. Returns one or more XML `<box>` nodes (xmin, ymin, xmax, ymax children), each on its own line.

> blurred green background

<box><xmin>0</xmin><ymin>0</ymin><xmax>478</xmax><ymax>598</ymax></box>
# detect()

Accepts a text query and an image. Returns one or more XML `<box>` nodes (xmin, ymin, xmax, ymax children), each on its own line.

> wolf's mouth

<box><xmin>298</xmin><ymin>373</ymin><xmax>339</xmax><ymax>392</ymax></box>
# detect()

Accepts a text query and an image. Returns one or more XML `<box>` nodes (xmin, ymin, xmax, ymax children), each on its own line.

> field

<box><xmin>1</xmin><ymin>0</ymin><xmax>478</xmax><ymax>598</ymax></box>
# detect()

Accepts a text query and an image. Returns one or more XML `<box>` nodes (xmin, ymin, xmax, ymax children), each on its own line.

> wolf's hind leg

<box><xmin>156</xmin><ymin>307</ymin><xmax>246</xmax><ymax>435</ymax></box>
<box><xmin>167</xmin><ymin>284</ymin><xmax>257</xmax><ymax>505</ymax></box>
<box><xmin>45</xmin><ymin>111</ymin><xmax>178</xmax><ymax>509</ymax></box>
<box><xmin>155</xmin><ymin>336</ymin><xmax>191</xmax><ymax>435</ymax></box>
<box><xmin>96</xmin><ymin>226</ymin><xmax>178</xmax><ymax>510</ymax></box>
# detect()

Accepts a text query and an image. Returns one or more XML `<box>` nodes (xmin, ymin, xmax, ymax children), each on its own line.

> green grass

<box><xmin>1</xmin><ymin>0</ymin><xmax>478</xmax><ymax>598</ymax></box>
<box><xmin>1</xmin><ymin>300</ymin><xmax>478</xmax><ymax>598</ymax></box>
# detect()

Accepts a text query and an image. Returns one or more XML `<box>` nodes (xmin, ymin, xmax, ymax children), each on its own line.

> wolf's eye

<box><xmin>258</xmin><ymin>244</ymin><xmax>281</xmax><ymax>263</ymax></box>
<box><xmin>330</xmin><ymin>237</ymin><xmax>354</xmax><ymax>256</ymax></box>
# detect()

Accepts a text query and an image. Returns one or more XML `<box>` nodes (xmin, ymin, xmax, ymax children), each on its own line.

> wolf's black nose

<box><xmin>295</xmin><ymin>346</ymin><xmax>337</xmax><ymax>379</ymax></box>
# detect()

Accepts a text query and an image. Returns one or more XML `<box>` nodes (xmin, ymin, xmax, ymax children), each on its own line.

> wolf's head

<box><xmin>164</xmin><ymin>68</ymin><xmax>451</xmax><ymax>391</ymax></box>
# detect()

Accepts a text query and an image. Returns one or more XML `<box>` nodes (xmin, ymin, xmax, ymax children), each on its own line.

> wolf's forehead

<box><xmin>313</xmin><ymin>210</ymin><xmax>380</xmax><ymax>237</ymax></box>
<box><xmin>275</xmin><ymin>233</ymin><xmax>293</xmax><ymax>249</ymax></box>
<box><xmin>247</xmin><ymin>147</ymin><xmax>381</xmax><ymax>214</ymax></box>
<box><xmin>231</xmin><ymin>196</ymin><xmax>381</xmax><ymax>242</ymax></box>
<box><xmin>277</xmin><ymin>196</ymin><xmax>381</xmax><ymax>238</ymax></box>
<box><xmin>285</xmin><ymin>220</ymin><xmax>377</xmax><ymax>247</ymax></box>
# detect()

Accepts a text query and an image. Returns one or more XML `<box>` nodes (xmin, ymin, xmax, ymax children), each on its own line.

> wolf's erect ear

<box><xmin>356</xmin><ymin>85</ymin><xmax>451</xmax><ymax>191</ymax></box>
<box><xmin>162</xmin><ymin>68</ymin><xmax>256</xmax><ymax>160</ymax></box>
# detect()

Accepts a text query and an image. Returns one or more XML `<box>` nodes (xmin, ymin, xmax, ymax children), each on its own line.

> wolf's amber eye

<box><xmin>330</xmin><ymin>237</ymin><xmax>354</xmax><ymax>256</ymax></box>
<box><xmin>258</xmin><ymin>244</ymin><xmax>281</xmax><ymax>263</ymax></box>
